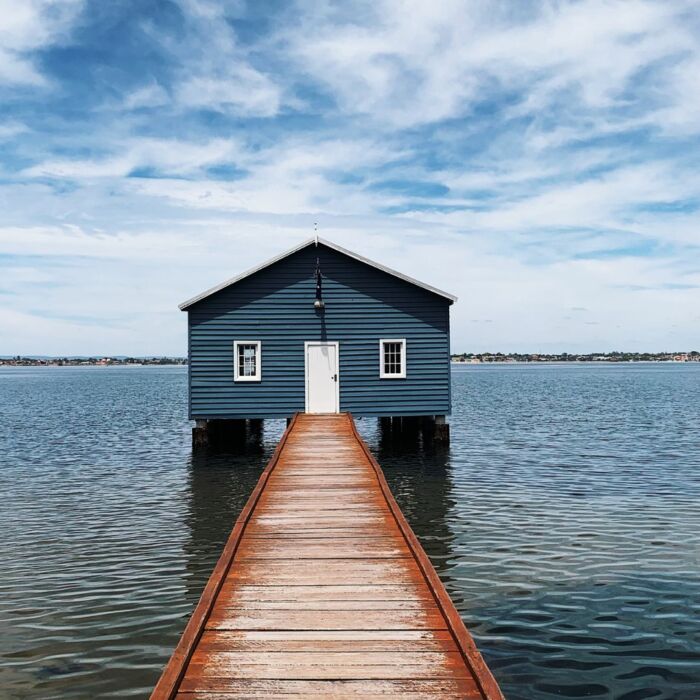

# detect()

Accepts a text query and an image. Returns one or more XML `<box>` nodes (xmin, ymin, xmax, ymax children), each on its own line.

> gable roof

<box><xmin>179</xmin><ymin>237</ymin><xmax>457</xmax><ymax>310</ymax></box>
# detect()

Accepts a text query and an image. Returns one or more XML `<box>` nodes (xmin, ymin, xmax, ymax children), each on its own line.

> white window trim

<box><xmin>233</xmin><ymin>340</ymin><xmax>261</xmax><ymax>382</ymax></box>
<box><xmin>379</xmin><ymin>338</ymin><xmax>406</xmax><ymax>379</ymax></box>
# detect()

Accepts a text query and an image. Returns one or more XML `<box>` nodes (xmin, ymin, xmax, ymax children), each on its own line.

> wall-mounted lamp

<box><xmin>314</xmin><ymin>257</ymin><xmax>325</xmax><ymax>309</ymax></box>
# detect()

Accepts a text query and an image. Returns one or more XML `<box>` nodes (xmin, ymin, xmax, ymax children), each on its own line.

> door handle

<box><xmin>332</xmin><ymin>374</ymin><xmax>338</xmax><ymax>382</ymax></box>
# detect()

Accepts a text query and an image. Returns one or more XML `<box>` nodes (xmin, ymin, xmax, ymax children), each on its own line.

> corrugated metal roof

<box><xmin>179</xmin><ymin>237</ymin><xmax>457</xmax><ymax>310</ymax></box>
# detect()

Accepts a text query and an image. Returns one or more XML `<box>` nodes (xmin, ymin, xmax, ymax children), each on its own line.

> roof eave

<box><xmin>316</xmin><ymin>237</ymin><xmax>458</xmax><ymax>303</ymax></box>
<box><xmin>178</xmin><ymin>238</ymin><xmax>316</xmax><ymax>310</ymax></box>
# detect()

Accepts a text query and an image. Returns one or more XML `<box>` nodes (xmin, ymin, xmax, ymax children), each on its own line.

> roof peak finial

<box><xmin>314</xmin><ymin>221</ymin><xmax>318</xmax><ymax>246</ymax></box>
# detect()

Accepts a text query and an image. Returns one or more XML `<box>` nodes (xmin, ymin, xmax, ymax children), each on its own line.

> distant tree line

<box><xmin>0</xmin><ymin>356</ymin><xmax>188</xmax><ymax>366</ymax></box>
<box><xmin>452</xmin><ymin>351</ymin><xmax>700</xmax><ymax>363</ymax></box>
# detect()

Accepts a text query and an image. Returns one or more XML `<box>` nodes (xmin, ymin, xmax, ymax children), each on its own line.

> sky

<box><xmin>1</xmin><ymin>0</ymin><xmax>699</xmax><ymax>356</ymax></box>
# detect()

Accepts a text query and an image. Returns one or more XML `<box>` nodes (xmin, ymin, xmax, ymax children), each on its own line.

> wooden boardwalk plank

<box><xmin>151</xmin><ymin>414</ymin><xmax>503</xmax><ymax>699</ymax></box>
<box><xmin>217</xmin><ymin>584</ymin><xmax>434</xmax><ymax>603</ymax></box>
<box><xmin>206</xmin><ymin>608</ymin><xmax>447</xmax><ymax>631</ymax></box>
<box><xmin>195</xmin><ymin>630</ymin><xmax>459</xmax><ymax>653</ymax></box>
<box><xmin>175</xmin><ymin>678</ymin><xmax>485</xmax><ymax>698</ymax></box>
<box><xmin>212</xmin><ymin>600</ymin><xmax>440</xmax><ymax>611</ymax></box>
<box><xmin>235</xmin><ymin>538</ymin><xmax>407</xmax><ymax>560</ymax></box>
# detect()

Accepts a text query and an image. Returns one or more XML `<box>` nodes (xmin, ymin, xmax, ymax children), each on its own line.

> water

<box><xmin>1</xmin><ymin>364</ymin><xmax>699</xmax><ymax>699</ymax></box>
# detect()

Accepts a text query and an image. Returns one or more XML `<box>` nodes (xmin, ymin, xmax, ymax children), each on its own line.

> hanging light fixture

<box><xmin>314</xmin><ymin>256</ymin><xmax>325</xmax><ymax>309</ymax></box>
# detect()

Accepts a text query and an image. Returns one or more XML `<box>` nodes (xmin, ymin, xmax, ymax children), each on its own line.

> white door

<box><xmin>305</xmin><ymin>342</ymin><xmax>339</xmax><ymax>413</ymax></box>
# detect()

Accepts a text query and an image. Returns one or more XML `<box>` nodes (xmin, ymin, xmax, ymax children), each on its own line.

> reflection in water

<box><xmin>182</xmin><ymin>425</ymin><xmax>278</xmax><ymax>603</ymax></box>
<box><xmin>359</xmin><ymin>417</ymin><xmax>457</xmax><ymax>592</ymax></box>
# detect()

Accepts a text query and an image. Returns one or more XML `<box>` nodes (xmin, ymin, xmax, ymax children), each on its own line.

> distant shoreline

<box><xmin>0</xmin><ymin>363</ymin><xmax>187</xmax><ymax>368</ymax></box>
<box><xmin>2</xmin><ymin>353</ymin><xmax>698</xmax><ymax>367</ymax></box>
<box><xmin>452</xmin><ymin>351</ymin><xmax>698</xmax><ymax>364</ymax></box>
<box><xmin>451</xmin><ymin>359</ymin><xmax>697</xmax><ymax>365</ymax></box>
<box><xmin>0</xmin><ymin>358</ymin><xmax>187</xmax><ymax>367</ymax></box>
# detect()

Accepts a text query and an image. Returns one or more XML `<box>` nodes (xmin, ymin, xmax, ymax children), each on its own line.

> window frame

<box><xmin>233</xmin><ymin>340</ymin><xmax>262</xmax><ymax>382</ymax></box>
<box><xmin>379</xmin><ymin>338</ymin><xmax>406</xmax><ymax>379</ymax></box>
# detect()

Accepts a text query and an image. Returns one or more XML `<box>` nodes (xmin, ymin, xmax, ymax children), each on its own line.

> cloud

<box><xmin>0</xmin><ymin>225</ymin><xmax>196</xmax><ymax>260</ymax></box>
<box><xmin>121</xmin><ymin>81</ymin><xmax>170</xmax><ymax>111</ymax></box>
<box><xmin>22</xmin><ymin>137</ymin><xmax>240</xmax><ymax>179</ymax></box>
<box><xmin>171</xmin><ymin>136</ymin><xmax>395</xmax><ymax>211</ymax></box>
<box><xmin>176</xmin><ymin>68</ymin><xmax>280</xmax><ymax>117</ymax></box>
<box><xmin>0</xmin><ymin>0</ymin><xmax>83</xmax><ymax>85</ymax></box>
<box><xmin>283</xmin><ymin>0</ymin><xmax>697</xmax><ymax>129</ymax></box>
<box><xmin>144</xmin><ymin>0</ymin><xmax>284</xmax><ymax>117</ymax></box>
<box><xmin>654</xmin><ymin>54</ymin><xmax>700</xmax><ymax>134</ymax></box>
<box><xmin>0</xmin><ymin>120</ymin><xmax>29</xmax><ymax>139</ymax></box>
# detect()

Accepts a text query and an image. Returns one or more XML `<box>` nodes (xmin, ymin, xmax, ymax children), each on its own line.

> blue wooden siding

<box><xmin>187</xmin><ymin>243</ymin><xmax>451</xmax><ymax>419</ymax></box>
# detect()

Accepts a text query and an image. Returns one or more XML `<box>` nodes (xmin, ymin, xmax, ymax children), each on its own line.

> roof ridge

<box><xmin>179</xmin><ymin>237</ymin><xmax>457</xmax><ymax>310</ymax></box>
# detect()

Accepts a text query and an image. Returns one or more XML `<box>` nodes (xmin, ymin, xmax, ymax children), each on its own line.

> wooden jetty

<box><xmin>152</xmin><ymin>414</ymin><xmax>503</xmax><ymax>699</ymax></box>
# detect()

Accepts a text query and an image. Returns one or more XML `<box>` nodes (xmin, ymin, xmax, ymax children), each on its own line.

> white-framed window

<box><xmin>233</xmin><ymin>341</ymin><xmax>261</xmax><ymax>382</ymax></box>
<box><xmin>379</xmin><ymin>338</ymin><xmax>406</xmax><ymax>379</ymax></box>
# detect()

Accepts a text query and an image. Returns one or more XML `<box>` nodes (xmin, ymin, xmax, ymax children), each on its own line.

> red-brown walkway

<box><xmin>152</xmin><ymin>413</ymin><xmax>503</xmax><ymax>699</ymax></box>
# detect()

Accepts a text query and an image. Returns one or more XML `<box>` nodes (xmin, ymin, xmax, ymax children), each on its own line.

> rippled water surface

<box><xmin>1</xmin><ymin>364</ymin><xmax>699</xmax><ymax>699</ymax></box>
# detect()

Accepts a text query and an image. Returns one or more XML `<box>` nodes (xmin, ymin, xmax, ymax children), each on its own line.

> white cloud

<box><xmin>285</xmin><ymin>0</ymin><xmax>697</xmax><ymax>131</ymax></box>
<box><xmin>0</xmin><ymin>120</ymin><xmax>29</xmax><ymax>139</ymax></box>
<box><xmin>124</xmin><ymin>135</ymin><xmax>402</xmax><ymax>215</ymax></box>
<box><xmin>653</xmin><ymin>54</ymin><xmax>700</xmax><ymax>134</ymax></box>
<box><xmin>462</xmin><ymin>163</ymin><xmax>698</xmax><ymax>233</ymax></box>
<box><xmin>141</xmin><ymin>0</ymin><xmax>284</xmax><ymax>117</ymax></box>
<box><xmin>121</xmin><ymin>81</ymin><xmax>170</xmax><ymax>110</ymax></box>
<box><xmin>176</xmin><ymin>69</ymin><xmax>280</xmax><ymax>116</ymax></box>
<box><xmin>22</xmin><ymin>137</ymin><xmax>240</xmax><ymax>178</ymax></box>
<box><xmin>0</xmin><ymin>225</ymin><xmax>195</xmax><ymax>260</ymax></box>
<box><xmin>0</xmin><ymin>0</ymin><xmax>83</xmax><ymax>85</ymax></box>
<box><xmin>20</xmin><ymin>132</ymin><xmax>400</xmax><ymax>217</ymax></box>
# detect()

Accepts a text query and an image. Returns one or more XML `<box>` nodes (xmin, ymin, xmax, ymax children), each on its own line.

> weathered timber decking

<box><xmin>152</xmin><ymin>414</ymin><xmax>503</xmax><ymax>699</ymax></box>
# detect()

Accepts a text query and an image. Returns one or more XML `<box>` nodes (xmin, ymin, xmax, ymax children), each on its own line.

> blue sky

<box><xmin>2</xmin><ymin>0</ymin><xmax>699</xmax><ymax>355</ymax></box>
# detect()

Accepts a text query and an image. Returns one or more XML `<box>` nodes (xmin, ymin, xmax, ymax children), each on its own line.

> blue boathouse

<box><xmin>180</xmin><ymin>237</ymin><xmax>455</xmax><ymax>444</ymax></box>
